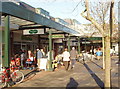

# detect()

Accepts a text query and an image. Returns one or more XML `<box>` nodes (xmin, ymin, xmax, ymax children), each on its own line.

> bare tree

<box><xmin>81</xmin><ymin>0</ymin><xmax>115</xmax><ymax>88</ymax></box>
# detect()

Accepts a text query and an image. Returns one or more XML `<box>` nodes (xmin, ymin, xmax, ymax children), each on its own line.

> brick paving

<box><xmin>9</xmin><ymin>56</ymin><xmax>119</xmax><ymax>88</ymax></box>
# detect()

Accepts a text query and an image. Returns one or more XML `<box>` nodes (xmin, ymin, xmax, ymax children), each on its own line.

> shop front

<box><xmin>52</xmin><ymin>34</ymin><xmax>65</xmax><ymax>57</ymax></box>
<box><xmin>12</xmin><ymin>31</ymin><xmax>38</xmax><ymax>56</ymax></box>
<box><xmin>53</xmin><ymin>39</ymin><xmax>64</xmax><ymax>57</ymax></box>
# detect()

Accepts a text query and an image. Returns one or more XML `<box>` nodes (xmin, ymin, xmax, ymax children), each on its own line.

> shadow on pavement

<box><xmin>83</xmin><ymin>63</ymin><xmax>104</xmax><ymax>89</ymax></box>
<box><xmin>66</xmin><ymin>77</ymin><xmax>78</xmax><ymax>89</ymax></box>
<box><xmin>91</xmin><ymin>61</ymin><xmax>103</xmax><ymax>69</ymax></box>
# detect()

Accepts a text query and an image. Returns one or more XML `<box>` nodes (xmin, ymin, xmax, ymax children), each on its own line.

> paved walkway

<box><xmin>9</xmin><ymin>56</ymin><xmax>119</xmax><ymax>89</ymax></box>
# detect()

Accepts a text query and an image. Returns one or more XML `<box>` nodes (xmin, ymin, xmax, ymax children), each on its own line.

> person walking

<box><xmin>96</xmin><ymin>49</ymin><xmax>102</xmax><ymax>60</ymax></box>
<box><xmin>36</xmin><ymin>48</ymin><xmax>43</xmax><ymax>70</ymax></box>
<box><xmin>41</xmin><ymin>49</ymin><xmax>45</xmax><ymax>57</ymax></box>
<box><xmin>46</xmin><ymin>49</ymin><xmax>54</xmax><ymax>69</ymax></box>
<box><xmin>62</xmin><ymin>48</ymin><xmax>70</xmax><ymax>71</ymax></box>
<box><xmin>20</xmin><ymin>49</ymin><xmax>26</xmax><ymax>68</ymax></box>
<box><xmin>70</xmin><ymin>47</ymin><xmax>78</xmax><ymax>69</ymax></box>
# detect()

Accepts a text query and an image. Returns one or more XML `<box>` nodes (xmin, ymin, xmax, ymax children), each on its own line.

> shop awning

<box><xmin>0</xmin><ymin>2</ymin><xmax>80</xmax><ymax>35</ymax></box>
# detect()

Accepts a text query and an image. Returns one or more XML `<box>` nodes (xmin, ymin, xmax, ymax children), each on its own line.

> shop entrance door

<box><xmin>54</xmin><ymin>43</ymin><xmax>63</xmax><ymax>57</ymax></box>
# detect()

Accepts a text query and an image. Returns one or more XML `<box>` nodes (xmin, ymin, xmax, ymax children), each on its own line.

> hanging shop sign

<box><xmin>54</xmin><ymin>39</ymin><xmax>62</xmax><ymax>43</ymax></box>
<box><xmin>23</xmin><ymin>29</ymin><xmax>44</xmax><ymax>35</ymax></box>
<box><xmin>21</xmin><ymin>36</ymin><xmax>32</xmax><ymax>41</ymax></box>
<box><xmin>52</xmin><ymin>34</ymin><xmax>64</xmax><ymax>39</ymax></box>
<box><xmin>82</xmin><ymin>42</ymin><xmax>91</xmax><ymax>44</ymax></box>
<box><xmin>88</xmin><ymin>37</ymin><xmax>102</xmax><ymax>41</ymax></box>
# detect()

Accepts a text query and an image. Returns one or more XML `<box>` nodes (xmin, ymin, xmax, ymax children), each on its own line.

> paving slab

<box><xmin>7</xmin><ymin>56</ymin><xmax>119</xmax><ymax>89</ymax></box>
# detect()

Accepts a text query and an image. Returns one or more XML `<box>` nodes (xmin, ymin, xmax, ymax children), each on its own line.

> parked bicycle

<box><xmin>0</xmin><ymin>67</ymin><xmax>24</xmax><ymax>88</ymax></box>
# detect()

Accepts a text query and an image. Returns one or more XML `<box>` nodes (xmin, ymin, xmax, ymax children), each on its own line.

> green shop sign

<box><xmin>29</xmin><ymin>30</ymin><xmax>38</xmax><ymax>34</ymax></box>
<box><xmin>21</xmin><ymin>36</ymin><xmax>32</xmax><ymax>41</ymax></box>
<box><xmin>23</xmin><ymin>29</ymin><xmax>44</xmax><ymax>35</ymax></box>
<box><xmin>88</xmin><ymin>37</ymin><xmax>102</xmax><ymax>41</ymax></box>
<box><xmin>52</xmin><ymin>34</ymin><xmax>64</xmax><ymax>38</ymax></box>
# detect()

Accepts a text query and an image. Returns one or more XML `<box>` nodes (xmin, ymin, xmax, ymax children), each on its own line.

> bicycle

<box><xmin>0</xmin><ymin>67</ymin><xmax>24</xmax><ymax>88</ymax></box>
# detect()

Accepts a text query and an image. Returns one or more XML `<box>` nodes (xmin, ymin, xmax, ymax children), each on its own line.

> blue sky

<box><xmin>20</xmin><ymin>0</ymin><xmax>119</xmax><ymax>24</ymax></box>
<box><xmin>20</xmin><ymin>0</ymin><xmax>90</xmax><ymax>24</ymax></box>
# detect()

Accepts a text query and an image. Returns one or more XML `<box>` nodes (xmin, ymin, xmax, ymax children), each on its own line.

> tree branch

<box><xmin>81</xmin><ymin>11</ymin><xmax>106</xmax><ymax>37</ymax></box>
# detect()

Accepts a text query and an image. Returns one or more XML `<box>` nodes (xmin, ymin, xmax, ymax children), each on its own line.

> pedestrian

<box><xmin>70</xmin><ymin>47</ymin><xmax>78</xmax><ymax>69</ymax></box>
<box><xmin>62</xmin><ymin>48</ymin><xmax>70</xmax><ymax>71</ymax></box>
<box><xmin>28</xmin><ymin>50</ymin><xmax>32</xmax><ymax>59</ymax></box>
<box><xmin>46</xmin><ymin>49</ymin><xmax>54</xmax><ymax>69</ymax></box>
<box><xmin>33</xmin><ymin>50</ymin><xmax>37</xmax><ymax>67</ymax></box>
<box><xmin>41</xmin><ymin>49</ymin><xmax>45</xmax><ymax>57</ymax></box>
<box><xmin>26</xmin><ymin>53</ymin><xmax>34</xmax><ymax>70</ymax></box>
<box><xmin>96</xmin><ymin>49</ymin><xmax>102</xmax><ymax>60</ymax></box>
<box><xmin>36</xmin><ymin>48</ymin><xmax>43</xmax><ymax>71</ymax></box>
<box><xmin>47</xmin><ymin>49</ymin><xmax>54</xmax><ymax>60</ymax></box>
<box><xmin>110</xmin><ymin>48</ymin><xmax>114</xmax><ymax>56</ymax></box>
<box><xmin>15</xmin><ymin>55</ymin><xmax>21</xmax><ymax>67</ymax></box>
<box><xmin>20</xmin><ymin>49</ymin><xmax>26</xmax><ymax>68</ymax></box>
<box><xmin>10</xmin><ymin>57</ymin><xmax>16</xmax><ymax>72</ymax></box>
<box><xmin>90</xmin><ymin>46</ymin><xmax>94</xmax><ymax>55</ymax></box>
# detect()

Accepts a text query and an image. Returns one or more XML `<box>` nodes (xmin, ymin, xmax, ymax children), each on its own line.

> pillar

<box><xmin>78</xmin><ymin>37</ymin><xmax>80</xmax><ymax>54</ymax></box>
<box><xmin>85</xmin><ymin>38</ymin><xmax>87</xmax><ymax>52</ymax></box>
<box><xmin>48</xmin><ymin>28</ymin><xmax>53</xmax><ymax>71</ymax></box>
<box><xmin>68</xmin><ymin>35</ymin><xmax>70</xmax><ymax>52</ymax></box>
<box><xmin>4</xmin><ymin>15</ymin><xmax>10</xmax><ymax>67</ymax></box>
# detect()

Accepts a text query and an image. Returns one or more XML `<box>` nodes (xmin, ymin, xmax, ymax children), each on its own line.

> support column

<box><xmin>68</xmin><ymin>35</ymin><xmax>70</xmax><ymax>52</ymax></box>
<box><xmin>48</xmin><ymin>28</ymin><xmax>53</xmax><ymax>71</ymax></box>
<box><xmin>85</xmin><ymin>38</ymin><xmax>87</xmax><ymax>52</ymax></box>
<box><xmin>78</xmin><ymin>37</ymin><xmax>80</xmax><ymax>54</ymax></box>
<box><xmin>10</xmin><ymin>32</ymin><xmax>14</xmax><ymax>57</ymax></box>
<box><xmin>0</xmin><ymin>14</ymin><xmax>2</xmax><ymax>70</ymax></box>
<box><xmin>38</xmin><ymin>35</ymin><xmax>41</xmax><ymax>48</ymax></box>
<box><xmin>4</xmin><ymin>15</ymin><xmax>10</xmax><ymax>67</ymax></box>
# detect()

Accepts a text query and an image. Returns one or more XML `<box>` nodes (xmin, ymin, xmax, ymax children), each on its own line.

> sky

<box><xmin>20</xmin><ymin>0</ymin><xmax>119</xmax><ymax>24</ymax></box>
<box><xmin>20</xmin><ymin>0</ymin><xmax>90</xmax><ymax>24</ymax></box>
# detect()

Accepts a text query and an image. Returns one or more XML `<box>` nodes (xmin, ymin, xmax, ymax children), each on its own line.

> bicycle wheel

<box><xmin>0</xmin><ymin>73</ymin><xmax>7</xmax><ymax>88</ymax></box>
<box><xmin>11</xmin><ymin>70</ymin><xmax>24</xmax><ymax>84</ymax></box>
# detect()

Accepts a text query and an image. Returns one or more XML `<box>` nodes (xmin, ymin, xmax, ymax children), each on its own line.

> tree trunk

<box><xmin>102</xmin><ymin>37</ymin><xmax>105</xmax><ymax>69</ymax></box>
<box><xmin>104</xmin><ymin>36</ymin><xmax>111</xmax><ymax>88</ymax></box>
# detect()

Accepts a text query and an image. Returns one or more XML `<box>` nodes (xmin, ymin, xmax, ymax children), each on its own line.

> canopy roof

<box><xmin>0</xmin><ymin>2</ymin><xmax>80</xmax><ymax>36</ymax></box>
